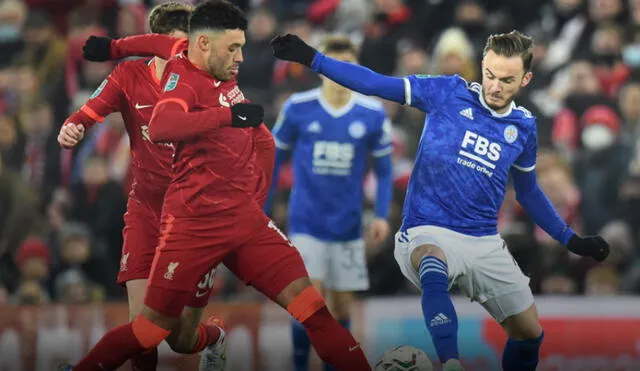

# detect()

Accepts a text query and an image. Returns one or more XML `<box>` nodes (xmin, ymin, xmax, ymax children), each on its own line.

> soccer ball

<box><xmin>374</xmin><ymin>345</ymin><xmax>433</xmax><ymax>371</ymax></box>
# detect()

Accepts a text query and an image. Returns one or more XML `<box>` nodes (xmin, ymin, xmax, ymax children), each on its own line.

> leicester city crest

<box><xmin>349</xmin><ymin>121</ymin><xmax>366</xmax><ymax>139</ymax></box>
<box><xmin>504</xmin><ymin>125</ymin><xmax>518</xmax><ymax>144</ymax></box>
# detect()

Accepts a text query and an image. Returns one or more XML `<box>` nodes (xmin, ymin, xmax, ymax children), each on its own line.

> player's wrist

<box><xmin>218</xmin><ymin>107</ymin><xmax>233</xmax><ymax>127</ymax></box>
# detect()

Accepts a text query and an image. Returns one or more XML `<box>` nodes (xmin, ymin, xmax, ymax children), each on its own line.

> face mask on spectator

<box><xmin>0</xmin><ymin>25</ymin><xmax>20</xmax><ymax>41</ymax></box>
<box><xmin>581</xmin><ymin>124</ymin><xmax>615</xmax><ymax>150</ymax></box>
<box><xmin>622</xmin><ymin>45</ymin><xmax>640</xmax><ymax>67</ymax></box>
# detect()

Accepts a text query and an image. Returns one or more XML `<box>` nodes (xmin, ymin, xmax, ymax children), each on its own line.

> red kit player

<box><xmin>63</xmin><ymin>1</ymin><xmax>372</xmax><ymax>371</ymax></box>
<box><xmin>57</xmin><ymin>3</ymin><xmax>228</xmax><ymax>371</ymax></box>
<box><xmin>82</xmin><ymin>31</ymin><xmax>275</xmax><ymax>208</ymax></box>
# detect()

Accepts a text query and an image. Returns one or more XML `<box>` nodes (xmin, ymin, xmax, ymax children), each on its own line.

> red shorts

<box><xmin>117</xmin><ymin>196</ymin><xmax>162</xmax><ymax>285</ymax></box>
<box><xmin>145</xmin><ymin>201</ymin><xmax>308</xmax><ymax>317</ymax></box>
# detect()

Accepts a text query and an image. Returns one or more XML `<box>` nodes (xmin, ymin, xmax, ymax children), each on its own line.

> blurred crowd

<box><xmin>0</xmin><ymin>0</ymin><xmax>639</xmax><ymax>306</ymax></box>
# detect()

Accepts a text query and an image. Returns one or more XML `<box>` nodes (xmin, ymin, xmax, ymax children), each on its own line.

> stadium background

<box><xmin>0</xmin><ymin>0</ymin><xmax>640</xmax><ymax>370</ymax></box>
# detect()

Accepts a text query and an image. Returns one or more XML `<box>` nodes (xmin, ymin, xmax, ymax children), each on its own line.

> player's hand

<box><xmin>83</xmin><ymin>35</ymin><xmax>113</xmax><ymax>62</ymax></box>
<box><xmin>566</xmin><ymin>234</ymin><xmax>610</xmax><ymax>262</ymax></box>
<box><xmin>366</xmin><ymin>218</ymin><xmax>390</xmax><ymax>247</ymax></box>
<box><xmin>57</xmin><ymin>123</ymin><xmax>85</xmax><ymax>149</ymax></box>
<box><xmin>230</xmin><ymin>103</ymin><xmax>264</xmax><ymax>128</ymax></box>
<box><xmin>270</xmin><ymin>34</ymin><xmax>318</xmax><ymax>68</ymax></box>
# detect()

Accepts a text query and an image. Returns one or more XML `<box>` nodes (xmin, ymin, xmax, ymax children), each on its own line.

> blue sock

<box><xmin>323</xmin><ymin>319</ymin><xmax>351</xmax><ymax>371</ymax></box>
<box><xmin>502</xmin><ymin>332</ymin><xmax>544</xmax><ymax>371</ymax></box>
<box><xmin>419</xmin><ymin>256</ymin><xmax>459</xmax><ymax>363</ymax></box>
<box><xmin>292</xmin><ymin>319</ymin><xmax>310</xmax><ymax>371</ymax></box>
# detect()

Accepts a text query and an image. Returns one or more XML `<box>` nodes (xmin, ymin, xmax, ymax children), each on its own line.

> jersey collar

<box><xmin>317</xmin><ymin>89</ymin><xmax>357</xmax><ymax>118</ymax></box>
<box><xmin>477</xmin><ymin>86</ymin><xmax>515</xmax><ymax>118</ymax></box>
<box><xmin>148</xmin><ymin>59</ymin><xmax>161</xmax><ymax>86</ymax></box>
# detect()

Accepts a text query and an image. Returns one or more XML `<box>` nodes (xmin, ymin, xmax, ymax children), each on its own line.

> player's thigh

<box><xmin>224</xmin><ymin>218</ymin><xmax>309</xmax><ymax>304</ymax></box>
<box><xmin>289</xmin><ymin>234</ymin><xmax>328</xmax><ymax>283</ymax></box>
<box><xmin>474</xmin><ymin>239</ymin><xmax>534</xmax><ymax>321</ymax></box>
<box><xmin>146</xmin><ymin>216</ymin><xmax>234</xmax><ymax>318</ymax></box>
<box><xmin>325</xmin><ymin>239</ymin><xmax>369</xmax><ymax>292</ymax></box>
<box><xmin>126</xmin><ymin>279</ymin><xmax>147</xmax><ymax>320</ymax></box>
<box><xmin>118</xmin><ymin>200</ymin><xmax>161</xmax><ymax>286</ymax></box>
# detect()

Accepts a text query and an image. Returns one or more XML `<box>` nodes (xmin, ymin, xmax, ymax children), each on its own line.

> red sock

<box><xmin>130</xmin><ymin>348</ymin><xmax>158</xmax><ymax>371</ymax></box>
<box><xmin>190</xmin><ymin>322</ymin><xmax>222</xmax><ymax>353</ymax></box>
<box><xmin>74</xmin><ymin>323</ymin><xmax>146</xmax><ymax>371</ymax></box>
<box><xmin>302</xmin><ymin>306</ymin><xmax>370</xmax><ymax>371</ymax></box>
<box><xmin>75</xmin><ymin>316</ymin><xmax>169</xmax><ymax>371</ymax></box>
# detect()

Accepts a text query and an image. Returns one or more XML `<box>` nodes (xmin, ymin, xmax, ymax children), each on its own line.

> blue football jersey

<box><xmin>273</xmin><ymin>88</ymin><xmax>393</xmax><ymax>241</ymax></box>
<box><xmin>401</xmin><ymin>75</ymin><xmax>537</xmax><ymax>236</ymax></box>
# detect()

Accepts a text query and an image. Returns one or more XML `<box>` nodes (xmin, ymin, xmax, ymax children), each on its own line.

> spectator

<box><xmin>53</xmin><ymin>222</ymin><xmax>118</xmax><ymax>299</ymax></box>
<box><xmin>584</xmin><ymin>265</ymin><xmax>620</xmax><ymax>295</ymax></box>
<box><xmin>68</xmin><ymin>154</ymin><xmax>126</xmax><ymax>255</ymax></box>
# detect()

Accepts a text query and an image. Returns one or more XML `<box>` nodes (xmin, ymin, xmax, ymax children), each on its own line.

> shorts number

<box><xmin>268</xmin><ymin>220</ymin><xmax>293</xmax><ymax>247</ymax></box>
<box><xmin>341</xmin><ymin>244</ymin><xmax>366</xmax><ymax>279</ymax></box>
<box><xmin>197</xmin><ymin>267</ymin><xmax>217</xmax><ymax>290</ymax></box>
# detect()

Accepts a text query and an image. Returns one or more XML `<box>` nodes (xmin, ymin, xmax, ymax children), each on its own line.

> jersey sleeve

<box><xmin>512</xmin><ymin>125</ymin><xmax>537</xmax><ymax>172</ymax></box>
<box><xmin>65</xmin><ymin>65</ymin><xmax>125</xmax><ymax>129</ymax></box>
<box><xmin>111</xmin><ymin>34</ymin><xmax>187</xmax><ymax>60</ymax></box>
<box><xmin>148</xmin><ymin>69</ymin><xmax>231</xmax><ymax>142</ymax></box>
<box><xmin>403</xmin><ymin>74</ymin><xmax>460</xmax><ymax>112</ymax></box>
<box><xmin>369</xmin><ymin>112</ymin><xmax>394</xmax><ymax>157</ymax></box>
<box><xmin>272</xmin><ymin>100</ymin><xmax>298</xmax><ymax>150</ymax></box>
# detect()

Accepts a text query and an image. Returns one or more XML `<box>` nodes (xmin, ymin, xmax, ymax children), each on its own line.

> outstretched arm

<box><xmin>311</xmin><ymin>54</ymin><xmax>406</xmax><ymax>104</ymax></box>
<box><xmin>111</xmin><ymin>34</ymin><xmax>187</xmax><ymax>60</ymax></box>
<box><xmin>271</xmin><ymin>34</ymin><xmax>406</xmax><ymax>104</ymax></box>
<box><xmin>82</xmin><ymin>34</ymin><xmax>187</xmax><ymax>61</ymax></box>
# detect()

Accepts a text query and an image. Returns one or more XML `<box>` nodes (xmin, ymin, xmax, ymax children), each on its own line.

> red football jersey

<box><xmin>65</xmin><ymin>58</ymin><xmax>173</xmax><ymax>206</ymax></box>
<box><xmin>149</xmin><ymin>53</ymin><xmax>258</xmax><ymax>217</ymax></box>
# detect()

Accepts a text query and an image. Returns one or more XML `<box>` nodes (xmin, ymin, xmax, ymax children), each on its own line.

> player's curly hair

<box><xmin>148</xmin><ymin>2</ymin><xmax>193</xmax><ymax>35</ymax></box>
<box><xmin>189</xmin><ymin>0</ymin><xmax>247</xmax><ymax>34</ymax></box>
<box><xmin>483</xmin><ymin>30</ymin><xmax>534</xmax><ymax>72</ymax></box>
<box><xmin>318</xmin><ymin>35</ymin><xmax>358</xmax><ymax>56</ymax></box>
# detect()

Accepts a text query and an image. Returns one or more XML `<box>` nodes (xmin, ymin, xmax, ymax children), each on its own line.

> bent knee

<box><xmin>410</xmin><ymin>244</ymin><xmax>447</xmax><ymax>271</ymax></box>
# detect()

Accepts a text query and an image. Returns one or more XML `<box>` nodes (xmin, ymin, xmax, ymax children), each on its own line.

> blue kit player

<box><xmin>271</xmin><ymin>30</ymin><xmax>610</xmax><ymax>371</ymax></box>
<box><xmin>268</xmin><ymin>35</ymin><xmax>394</xmax><ymax>371</ymax></box>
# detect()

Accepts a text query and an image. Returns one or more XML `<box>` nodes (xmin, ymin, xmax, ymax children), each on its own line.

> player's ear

<box><xmin>520</xmin><ymin>71</ymin><xmax>533</xmax><ymax>88</ymax></box>
<box><xmin>196</xmin><ymin>33</ymin><xmax>210</xmax><ymax>52</ymax></box>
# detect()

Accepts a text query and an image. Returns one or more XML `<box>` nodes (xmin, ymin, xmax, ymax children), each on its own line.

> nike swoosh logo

<box><xmin>135</xmin><ymin>103</ymin><xmax>153</xmax><ymax>109</ymax></box>
<box><xmin>238</xmin><ymin>115</ymin><xmax>247</xmax><ymax>120</ymax></box>
<box><xmin>348</xmin><ymin>344</ymin><xmax>361</xmax><ymax>352</ymax></box>
<box><xmin>214</xmin><ymin>81</ymin><xmax>221</xmax><ymax>87</ymax></box>
<box><xmin>195</xmin><ymin>291</ymin><xmax>207</xmax><ymax>298</ymax></box>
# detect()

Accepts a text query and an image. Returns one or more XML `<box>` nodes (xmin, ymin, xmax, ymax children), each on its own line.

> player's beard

<box><xmin>207</xmin><ymin>53</ymin><xmax>233</xmax><ymax>82</ymax></box>
<box><xmin>482</xmin><ymin>89</ymin><xmax>516</xmax><ymax>112</ymax></box>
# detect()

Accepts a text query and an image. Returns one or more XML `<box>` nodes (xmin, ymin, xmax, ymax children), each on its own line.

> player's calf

<box><xmin>279</xmin><ymin>279</ymin><xmax>371</xmax><ymax>371</ymax></box>
<box><xmin>72</xmin><ymin>312</ymin><xmax>172</xmax><ymax>371</ymax></box>
<box><xmin>500</xmin><ymin>304</ymin><xmax>544</xmax><ymax>371</ymax></box>
<box><xmin>126</xmin><ymin>279</ymin><xmax>159</xmax><ymax>371</ymax></box>
<box><xmin>410</xmin><ymin>244</ymin><xmax>460</xmax><ymax>365</ymax></box>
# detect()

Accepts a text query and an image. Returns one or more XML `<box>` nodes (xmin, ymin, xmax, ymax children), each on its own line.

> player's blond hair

<box><xmin>148</xmin><ymin>1</ymin><xmax>193</xmax><ymax>35</ymax></box>
<box><xmin>318</xmin><ymin>35</ymin><xmax>358</xmax><ymax>56</ymax></box>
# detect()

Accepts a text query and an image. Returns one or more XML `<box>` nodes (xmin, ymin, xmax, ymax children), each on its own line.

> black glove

<box><xmin>230</xmin><ymin>103</ymin><xmax>264</xmax><ymax>128</ymax></box>
<box><xmin>83</xmin><ymin>36</ymin><xmax>113</xmax><ymax>62</ymax></box>
<box><xmin>566</xmin><ymin>235</ymin><xmax>610</xmax><ymax>262</ymax></box>
<box><xmin>270</xmin><ymin>34</ymin><xmax>318</xmax><ymax>68</ymax></box>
